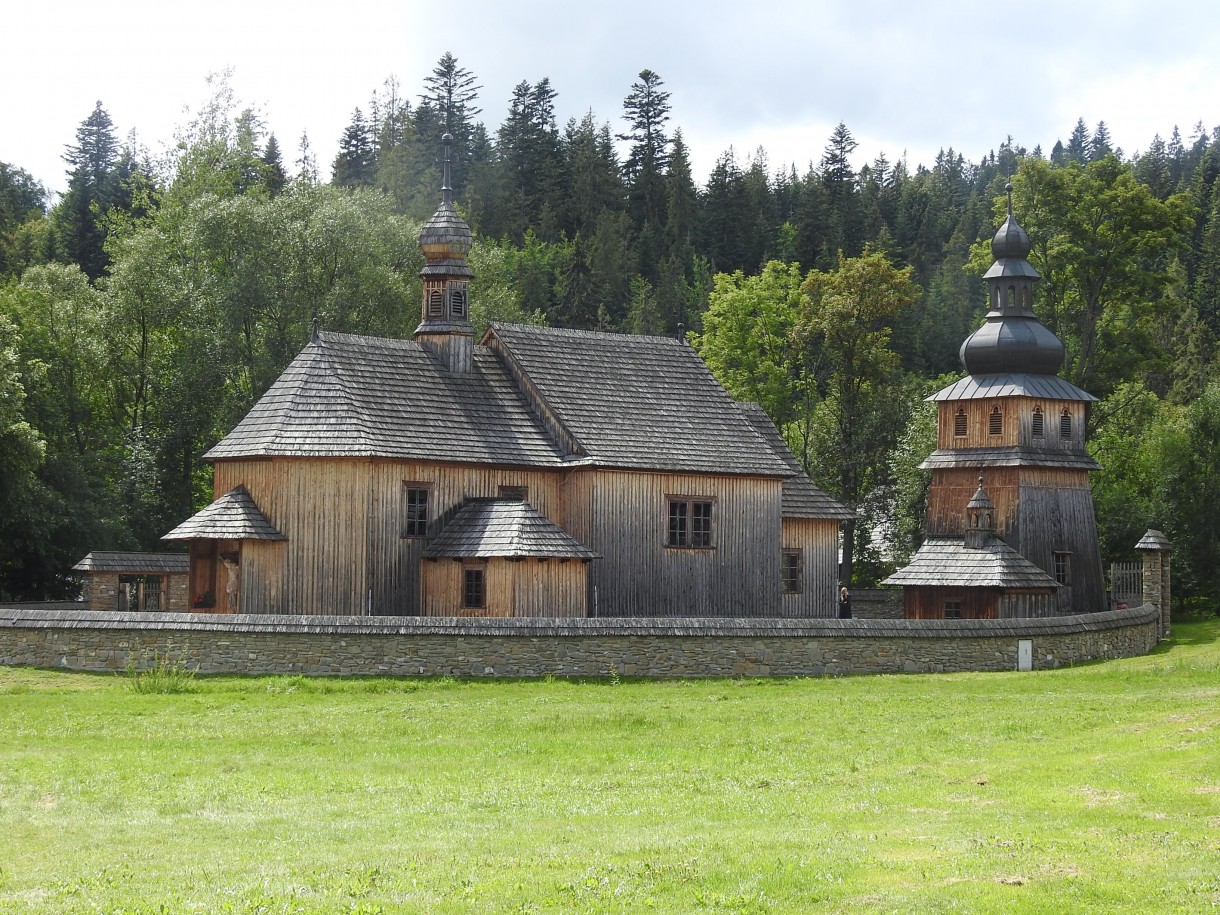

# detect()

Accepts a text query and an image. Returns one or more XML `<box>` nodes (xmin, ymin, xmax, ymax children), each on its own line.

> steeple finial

<box><xmin>1005</xmin><ymin>181</ymin><xmax>1014</xmax><ymax>216</ymax></box>
<box><xmin>310</xmin><ymin>316</ymin><xmax>319</xmax><ymax>344</ymax></box>
<box><xmin>441</xmin><ymin>132</ymin><xmax>454</xmax><ymax>206</ymax></box>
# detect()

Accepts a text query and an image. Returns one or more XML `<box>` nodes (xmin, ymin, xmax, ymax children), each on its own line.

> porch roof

<box><xmin>161</xmin><ymin>486</ymin><xmax>286</xmax><ymax>542</ymax></box>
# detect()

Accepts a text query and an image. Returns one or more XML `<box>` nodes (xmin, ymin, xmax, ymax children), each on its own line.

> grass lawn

<box><xmin>0</xmin><ymin>621</ymin><xmax>1217</xmax><ymax>914</ymax></box>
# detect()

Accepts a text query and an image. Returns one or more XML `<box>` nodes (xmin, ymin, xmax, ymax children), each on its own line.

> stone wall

<box><xmin>0</xmin><ymin>605</ymin><xmax>1160</xmax><ymax>678</ymax></box>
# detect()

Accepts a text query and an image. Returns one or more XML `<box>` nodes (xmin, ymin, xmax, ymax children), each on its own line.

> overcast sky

<box><xmin>6</xmin><ymin>0</ymin><xmax>1219</xmax><ymax>196</ymax></box>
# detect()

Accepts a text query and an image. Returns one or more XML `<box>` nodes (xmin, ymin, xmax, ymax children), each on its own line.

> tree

<box><xmin>420</xmin><ymin>51</ymin><xmax>482</xmax><ymax>189</ymax></box>
<box><xmin>694</xmin><ymin>261</ymin><xmax>810</xmax><ymax>427</ymax></box>
<box><xmin>0</xmin><ymin>161</ymin><xmax>48</xmax><ymax>278</ymax></box>
<box><xmin>619</xmin><ymin>69</ymin><xmax>671</xmax><ymax>228</ymax></box>
<box><xmin>332</xmin><ymin>108</ymin><xmax>376</xmax><ymax>188</ymax></box>
<box><xmin>798</xmin><ymin>248</ymin><xmax>920</xmax><ymax>585</ymax></box>
<box><xmin>994</xmin><ymin>156</ymin><xmax>1195</xmax><ymax>393</ymax></box>
<box><xmin>53</xmin><ymin>101</ymin><xmax>122</xmax><ymax>278</ymax></box>
<box><xmin>820</xmin><ymin>122</ymin><xmax>862</xmax><ymax>258</ymax></box>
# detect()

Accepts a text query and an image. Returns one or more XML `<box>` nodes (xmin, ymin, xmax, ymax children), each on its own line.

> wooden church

<box><xmin>884</xmin><ymin>187</ymin><xmax>1106</xmax><ymax>618</ymax></box>
<box><xmin>163</xmin><ymin>137</ymin><xmax>852</xmax><ymax>618</ymax></box>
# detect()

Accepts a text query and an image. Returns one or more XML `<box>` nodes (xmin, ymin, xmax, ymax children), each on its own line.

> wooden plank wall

<box><xmin>938</xmin><ymin>398</ymin><xmax>1087</xmax><ymax>450</ymax></box>
<box><xmin>217</xmin><ymin>459</ymin><xmax>565</xmax><ymax>615</ymax></box>
<box><xmin>781</xmin><ymin>518</ymin><xmax>840</xmax><ymax>617</ymax></box>
<box><xmin>420</xmin><ymin>558</ymin><xmax>587</xmax><ymax>617</ymax></box>
<box><xmin>575</xmin><ymin>470</ymin><xmax>783</xmax><ymax>617</ymax></box>
<box><xmin>903</xmin><ymin>587</ymin><xmax>998</xmax><ymax>619</ymax></box>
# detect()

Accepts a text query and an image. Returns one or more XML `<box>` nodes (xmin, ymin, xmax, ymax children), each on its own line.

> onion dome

<box><xmin>960</xmin><ymin>183</ymin><xmax>1065</xmax><ymax>376</ymax></box>
<box><xmin>418</xmin><ymin>133</ymin><xmax>473</xmax><ymax>268</ymax></box>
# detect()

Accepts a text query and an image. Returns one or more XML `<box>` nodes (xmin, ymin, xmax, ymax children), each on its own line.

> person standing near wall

<box><xmin>839</xmin><ymin>586</ymin><xmax>852</xmax><ymax>619</ymax></box>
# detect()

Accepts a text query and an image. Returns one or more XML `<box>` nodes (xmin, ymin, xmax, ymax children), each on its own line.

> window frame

<box><xmin>1032</xmin><ymin>406</ymin><xmax>1044</xmax><ymax>438</ymax></box>
<box><xmin>781</xmin><ymin>549</ymin><xmax>803</xmax><ymax>595</ymax></box>
<box><xmin>953</xmin><ymin>408</ymin><xmax>968</xmax><ymax>438</ymax></box>
<box><xmin>461</xmin><ymin>562</ymin><xmax>487</xmax><ymax>610</ymax></box>
<box><xmin>944</xmin><ymin>599</ymin><xmax>963</xmax><ymax>619</ymax></box>
<box><xmin>1053</xmin><ymin>551</ymin><xmax>1072</xmax><ymax>586</ymax></box>
<box><xmin>1060</xmin><ymin>409</ymin><xmax>1073</xmax><ymax>441</ymax></box>
<box><xmin>988</xmin><ymin>405</ymin><xmax>1002</xmax><ymax>436</ymax></box>
<box><xmin>666</xmin><ymin>496</ymin><xmax>715</xmax><ymax>549</ymax></box>
<box><xmin>403</xmin><ymin>483</ymin><xmax>431</xmax><ymax>538</ymax></box>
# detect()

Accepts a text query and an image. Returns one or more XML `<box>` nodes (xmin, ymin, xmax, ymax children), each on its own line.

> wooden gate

<box><xmin>1109</xmin><ymin>562</ymin><xmax>1142</xmax><ymax>609</ymax></box>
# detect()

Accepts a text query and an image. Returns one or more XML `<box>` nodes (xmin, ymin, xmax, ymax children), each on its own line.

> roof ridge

<box><xmin>483</xmin><ymin>326</ymin><xmax>587</xmax><ymax>459</ymax></box>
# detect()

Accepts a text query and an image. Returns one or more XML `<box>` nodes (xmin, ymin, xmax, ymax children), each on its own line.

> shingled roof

<box><xmin>162</xmin><ymin>486</ymin><xmax>286</xmax><ymax>541</ymax></box>
<box><xmin>485</xmin><ymin>324</ymin><xmax>791</xmax><ymax>477</ymax></box>
<box><xmin>205</xmin><ymin>332</ymin><xmax>566</xmax><ymax>466</ymax></box>
<box><xmin>735</xmin><ymin>403</ymin><xmax>855</xmax><ymax>520</ymax></box>
<box><xmin>73</xmin><ymin>552</ymin><xmax>188</xmax><ymax>574</ymax></box>
<box><xmin>921</xmin><ymin>446</ymin><xmax>1101</xmax><ymax>471</ymax></box>
<box><xmin>423</xmin><ymin>499</ymin><xmax>598</xmax><ymax>560</ymax></box>
<box><xmin>882</xmin><ymin>537</ymin><xmax>1060</xmax><ymax>589</ymax></box>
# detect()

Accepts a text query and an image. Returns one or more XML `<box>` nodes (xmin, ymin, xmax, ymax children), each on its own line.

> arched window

<box><xmin>989</xmin><ymin>406</ymin><xmax>1002</xmax><ymax>436</ymax></box>
<box><xmin>1032</xmin><ymin>407</ymin><xmax>1044</xmax><ymax>438</ymax></box>
<box><xmin>450</xmin><ymin>286</ymin><xmax>466</xmax><ymax>317</ymax></box>
<box><xmin>428</xmin><ymin>287</ymin><xmax>443</xmax><ymax>317</ymax></box>
<box><xmin>954</xmin><ymin>409</ymin><xmax>968</xmax><ymax>437</ymax></box>
<box><xmin>1060</xmin><ymin>409</ymin><xmax>1072</xmax><ymax>440</ymax></box>
<box><xmin>1007</xmin><ymin>285</ymin><xmax>1016</xmax><ymax>307</ymax></box>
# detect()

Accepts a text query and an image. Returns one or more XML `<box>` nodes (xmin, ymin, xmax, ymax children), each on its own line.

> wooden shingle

<box><xmin>162</xmin><ymin>486</ymin><xmax>286</xmax><ymax>542</ymax></box>
<box><xmin>882</xmin><ymin>537</ymin><xmax>1060</xmax><ymax>589</ymax></box>
<box><xmin>423</xmin><ymin>499</ymin><xmax>598</xmax><ymax>560</ymax></box>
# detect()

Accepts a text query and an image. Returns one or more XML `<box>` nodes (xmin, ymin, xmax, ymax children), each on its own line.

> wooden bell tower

<box><xmin>919</xmin><ymin>185</ymin><xmax>1106</xmax><ymax>614</ymax></box>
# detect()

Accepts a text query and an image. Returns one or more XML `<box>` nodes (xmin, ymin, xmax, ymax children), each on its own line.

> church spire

<box><xmin>415</xmin><ymin>133</ymin><xmax>475</xmax><ymax>373</ymax></box>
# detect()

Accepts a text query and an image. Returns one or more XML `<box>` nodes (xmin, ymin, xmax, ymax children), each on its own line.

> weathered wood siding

<box><xmin>216</xmin><ymin>458</ymin><xmax>564</xmax><ymax>615</ymax></box>
<box><xmin>421</xmin><ymin>558</ymin><xmax>587</xmax><ymax>617</ymax></box>
<box><xmin>903</xmin><ymin>587</ymin><xmax>998</xmax><ymax>620</ymax></box>
<box><xmin>926</xmin><ymin>465</ymin><xmax>1105</xmax><ymax>615</ymax></box>
<box><xmin>781</xmin><ymin>518</ymin><xmax>840</xmax><ymax>617</ymax></box>
<box><xmin>937</xmin><ymin>398</ymin><xmax>1088</xmax><ymax>450</ymax></box>
<box><xmin>565</xmin><ymin>469</ymin><xmax>784</xmax><ymax>617</ymax></box>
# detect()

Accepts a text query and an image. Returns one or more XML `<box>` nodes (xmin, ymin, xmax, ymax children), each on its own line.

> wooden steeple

<box><xmin>415</xmin><ymin>133</ymin><xmax>475</xmax><ymax>373</ymax></box>
<box><xmin>916</xmin><ymin>186</ymin><xmax>1106</xmax><ymax>615</ymax></box>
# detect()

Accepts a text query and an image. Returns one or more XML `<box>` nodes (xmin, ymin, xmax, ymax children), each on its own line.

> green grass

<box><xmin>1</xmin><ymin>622</ymin><xmax>1218</xmax><ymax>913</ymax></box>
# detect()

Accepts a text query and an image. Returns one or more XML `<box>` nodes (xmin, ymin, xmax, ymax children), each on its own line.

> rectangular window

<box><xmin>781</xmin><ymin>550</ymin><xmax>803</xmax><ymax>594</ymax></box>
<box><xmin>944</xmin><ymin>600</ymin><xmax>963</xmax><ymax>619</ymax></box>
<box><xmin>1054</xmin><ymin>552</ymin><xmax>1072</xmax><ymax>586</ymax></box>
<box><xmin>667</xmin><ymin>498</ymin><xmax>713</xmax><ymax>548</ymax></box>
<box><xmin>462</xmin><ymin>565</ymin><xmax>486</xmax><ymax>609</ymax></box>
<box><xmin>404</xmin><ymin>485</ymin><xmax>429</xmax><ymax>537</ymax></box>
<box><xmin>498</xmin><ymin>485</ymin><xmax>528</xmax><ymax>502</ymax></box>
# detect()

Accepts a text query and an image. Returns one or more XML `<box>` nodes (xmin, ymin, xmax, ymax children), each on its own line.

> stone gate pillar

<box><xmin>1135</xmin><ymin>530</ymin><xmax>1172</xmax><ymax>639</ymax></box>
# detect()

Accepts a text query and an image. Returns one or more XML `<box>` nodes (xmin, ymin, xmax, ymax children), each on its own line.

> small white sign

<box><xmin>1017</xmin><ymin>639</ymin><xmax>1033</xmax><ymax>671</ymax></box>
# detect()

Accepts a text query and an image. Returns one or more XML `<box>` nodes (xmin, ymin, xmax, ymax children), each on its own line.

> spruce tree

<box><xmin>332</xmin><ymin>108</ymin><xmax>376</xmax><ymax>188</ymax></box>
<box><xmin>55</xmin><ymin>101</ymin><xmax>121</xmax><ymax>279</ymax></box>
<box><xmin>618</xmin><ymin>69</ymin><xmax>671</xmax><ymax>229</ymax></box>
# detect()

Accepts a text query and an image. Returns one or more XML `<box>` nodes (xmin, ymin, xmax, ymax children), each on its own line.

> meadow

<box><xmin>0</xmin><ymin>620</ymin><xmax>1217</xmax><ymax>913</ymax></box>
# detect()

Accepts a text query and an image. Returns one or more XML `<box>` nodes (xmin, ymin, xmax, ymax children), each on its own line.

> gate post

<box><xmin>1135</xmin><ymin>530</ymin><xmax>1172</xmax><ymax>639</ymax></box>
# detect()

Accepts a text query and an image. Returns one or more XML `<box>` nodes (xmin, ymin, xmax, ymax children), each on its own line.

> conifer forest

<box><xmin>1</xmin><ymin>55</ymin><xmax>1217</xmax><ymax>611</ymax></box>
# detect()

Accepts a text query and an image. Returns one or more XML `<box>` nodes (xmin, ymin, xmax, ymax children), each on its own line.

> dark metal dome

<box><xmin>960</xmin><ymin>316</ymin><xmax>1065</xmax><ymax>375</ymax></box>
<box><xmin>961</xmin><ymin>184</ymin><xmax>1066</xmax><ymax>377</ymax></box>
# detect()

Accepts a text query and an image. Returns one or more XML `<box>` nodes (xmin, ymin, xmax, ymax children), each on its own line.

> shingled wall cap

<box><xmin>1134</xmin><ymin>529</ymin><xmax>1172</xmax><ymax>551</ymax></box>
<box><xmin>162</xmin><ymin>485</ymin><xmax>286</xmax><ymax>541</ymax></box>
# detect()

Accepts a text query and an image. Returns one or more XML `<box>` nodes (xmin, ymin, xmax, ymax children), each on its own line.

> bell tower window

<box><xmin>1032</xmin><ymin>407</ymin><xmax>1044</xmax><ymax>438</ymax></box>
<box><xmin>450</xmin><ymin>286</ymin><xmax>467</xmax><ymax>317</ymax></box>
<box><xmin>428</xmin><ymin>287</ymin><xmax>443</xmax><ymax>317</ymax></box>
<box><xmin>1060</xmin><ymin>409</ymin><xmax>1072</xmax><ymax>441</ymax></box>
<box><xmin>954</xmin><ymin>409</ymin><xmax>968</xmax><ymax>438</ymax></box>
<box><xmin>988</xmin><ymin>406</ymin><xmax>1002</xmax><ymax>436</ymax></box>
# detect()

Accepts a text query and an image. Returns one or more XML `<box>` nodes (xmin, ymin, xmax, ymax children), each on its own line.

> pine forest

<box><xmin>1</xmin><ymin>55</ymin><xmax>1217</xmax><ymax>613</ymax></box>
